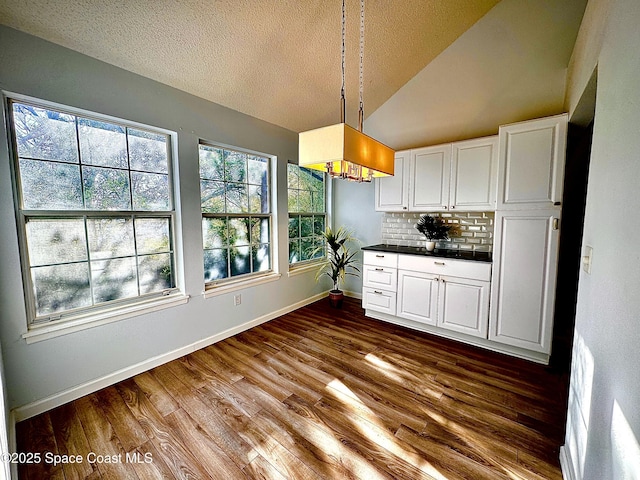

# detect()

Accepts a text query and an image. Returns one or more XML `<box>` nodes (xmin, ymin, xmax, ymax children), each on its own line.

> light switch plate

<box><xmin>582</xmin><ymin>245</ymin><xmax>593</xmax><ymax>274</ymax></box>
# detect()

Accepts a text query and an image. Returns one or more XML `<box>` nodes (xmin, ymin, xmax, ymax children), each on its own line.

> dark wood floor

<box><xmin>16</xmin><ymin>297</ymin><xmax>569</xmax><ymax>479</ymax></box>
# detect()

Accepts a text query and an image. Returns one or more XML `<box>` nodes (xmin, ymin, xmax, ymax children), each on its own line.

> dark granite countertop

<box><xmin>362</xmin><ymin>244</ymin><xmax>492</xmax><ymax>263</ymax></box>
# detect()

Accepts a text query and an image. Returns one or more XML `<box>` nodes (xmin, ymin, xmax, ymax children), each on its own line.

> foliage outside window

<box><xmin>9</xmin><ymin>100</ymin><xmax>176</xmax><ymax>325</ymax></box>
<box><xmin>199</xmin><ymin>144</ymin><xmax>272</xmax><ymax>283</ymax></box>
<box><xmin>288</xmin><ymin>164</ymin><xmax>326</xmax><ymax>265</ymax></box>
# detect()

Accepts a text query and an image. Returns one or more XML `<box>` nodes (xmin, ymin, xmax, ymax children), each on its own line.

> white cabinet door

<box><xmin>450</xmin><ymin>136</ymin><xmax>498</xmax><ymax>211</ymax></box>
<box><xmin>375</xmin><ymin>151</ymin><xmax>410</xmax><ymax>211</ymax></box>
<box><xmin>497</xmin><ymin>114</ymin><xmax>567</xmax><ymax>209</ymax></box>
<box><xmin>397</xmin><ymin>270</ymin><xmax>439</xmax><ymax>325</ymax></box>
<box><xmin>438</xmin><ymin>276</ymin><xmax>490</xmax><ymax>338</ymax></box>
<box><xmin>410</xmin><ymin>145</ymin><xmax>451</xmax><ymax>211</ymax></box>
<box><xmin>489</xmin><ymin>210</ymin><xmax>560</xmax><ymax>353</ymax></box>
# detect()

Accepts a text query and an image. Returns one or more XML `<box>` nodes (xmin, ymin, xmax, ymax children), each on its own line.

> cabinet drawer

<box><xmin>362</xmin><ymin>287</ymin><xmax>396</xmax><ymax>315</ymax></box>
<box><xmin>363</xmin><ymin>251</ymin><xmax>398</xmax><ymax>268</ymax></box>
<box><xmin>363</xmin><ymin>266</ymin><xmax>397</xmax><ymax>291</ymax></box>
<box><xmin>398</xmin><ymin>255</ymin><xmax>491</xmax><ymax>281</ymax></box>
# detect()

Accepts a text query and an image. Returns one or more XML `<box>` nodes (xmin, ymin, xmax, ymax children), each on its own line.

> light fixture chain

<box><xmin>358</xmin><ymin>0</ymin><xmax>364</xmax><ymax>131</ymax></box>
<box><xmin>340</xmin><ymin>0</ymin><xmax>346</xmax><ymax>124</ymax></box>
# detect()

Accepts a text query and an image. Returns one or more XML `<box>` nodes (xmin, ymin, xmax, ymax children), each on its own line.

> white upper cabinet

<box><xmin>497</xmin><ymin>114</ymin><xmax>568</xmax><ymax>209</ymax></box>
<box><xmin>450</xmin><ymin>136</ymin><xmax>498</xmax><ymax>211</ymax></box>
<box><xmin>375</xmin><ymin>150</ymin><xmax>410</xmax><ymax>212</ymax></box>
<box><xmin>409</xmin><ymin>145</ymin><xmax>451</xmax><ymax>211</ymax></box>
<box><xmin>489</xmin><ymin>209</ymin><xmax>560</xmax><ymax>353</ymax></box>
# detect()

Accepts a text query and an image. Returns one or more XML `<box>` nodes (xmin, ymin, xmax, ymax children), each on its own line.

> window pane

<box><xmin>288</xmin><ymin>189</ymin><xmax>298</xmax><ymax>212</ymax></box>
<box><xmin>289</xmin><ymin>240</ymin><xmax>300</xmax><ymax>263</ymax></box>
<box><xmin>204</xmin><ymin>248</ymin><xmax>228</xmax><ymax>281</ymax></box>
<box><xmin>203</xmin><ymin>217</ymin><xmax>228</xmax><ymax>248</ymax></box>
<box><xmin>138</xmin><ymin>253</ymin><xmax>173</xmax><ymax>294</ymax></box>
<box><xmin>87</xmin><ymin>218</ymin><xmax>135</xmax><ymax>260</ymax></box>
<box><xmin>250</xmin><ymin>218</ymin><xmax>269</xmax><ymax>245</ymax></box>
<box><xmin>83</xmin><ymin>166</ymin><xmax>131</xmax><ymax>210</ymax></box>
<box><xmin>248</xmin><ymin>156</ymin><xmax>268</xmax><ymax>185</ymax></box>
<box><xmin>32</xmin><ymin>263</ymin><xmax>91</xmax><ymax>316</ymax></box>
<box><xmin>13</xmin><ymin>103</ymin><xmax>78</xmax><ymax>163</ymax></box>
<box><xmin>198</xmin><ymin>145</ymin><xmax>224</xmax><ymax>180</ymax></box>
<box><xmin>229</xmin><ymin>217</ymin><xmax>249</xmax><ymax>246</ymax></box>
<box><xmin>26</xmin><ymin>219</ymin><xmax>87</xmax><ymax>266</ymax></box>
<box><xmin>313</xmin><ymin>237</ymin><xmax>325</xmax><ymax>259</ymax></box>
<box><xmin>132</xmin><ymin>172</ymin><xmax>170</xmax><ymax>211</ymax></box>
<box><xmin>19</xmin><ymin>159</ymin><xmax>83</xmax><ymax>210</ymax></box>
<box><xmin>201</xmin><ymin>180</ymin><xmax>226</xmax><ymax>213</ymax></box>
<box><xmin>252</xmin><ymin>244</ymin><xmax>270</xmax><ymax>272</ymax></box>
<box><xmin>248</xmin><ymin>184</ymin><xmax>268</xmax><ymax>214</ymax></box>
<box><xmin>288</xmin><ymin>216</ymin><xmax>299</xmax><ymax>239</ymax></box>
<box><xmin>224</xmin><ymin>150</ymin><xmax>246</xmax><ymax>183</ymax></box>
<box><xmin>78</xmin><ymin>118</ymin><xmax>127</xmax><ymax>168</ymax></box>
<box><xmin>226</xmin><ymin>183</ymin><xmax>248</xmax><ymax>213</ymax></box>
<box><xmin>314</xmin><ymin>216</ymin><xmax>325</xmax><ymax>236</ymax></box>
<box><xmin>301</xmin><ymin>238</ymin><xmax>314</xmax><ymax>261</ymax></box>
<box><xmin>312</xmin><ymin>188</ymin><xmax>325</xmax><ymax>213</ymax></box>
<box><xmin>300</xmin><ymin>216</ymin><xmax>313</xmax><ymax>237</ymax></box>
<box><xmin>91</xmin><ymin>257</ymin><xmax>138</xmax><ymax>303</ymax></box>
<box><xmin>287</xmin><ymin>163</ymin><xmax>299</xmax><ymax>189</ymax></box>
<box><xmin>230</xmin><ymin>246</ymin><xmax>251</xmax><ymax>276</ymax></box>
<box><xmin>135</xmin><ymin>218</ymin><xmax>170</xmax><ymax>254</ymax></box>
<box><xmin>298</xmin><ymin>190</ymin><xmax>312</xmax><ymax>212</ymax></box>
<box><xmin>129</xmin><ymin>129</ymin><xmax>168</xmax><ymax>173</ymax></box>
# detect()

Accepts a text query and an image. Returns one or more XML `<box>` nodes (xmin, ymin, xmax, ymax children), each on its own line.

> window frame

<box><xmin>199</xmin><ymin>141</ymin><xmax>277</xmax><ymax>290</ymax></box>
<box><xmin>287</xmin><ymin>163</ymin><xmax>330</xmax><ymax>270</ymax></box>
<box><xmin>5</xmin><ymin>93</ymin><xmax>182</xmax><ymax>333</ymax></box>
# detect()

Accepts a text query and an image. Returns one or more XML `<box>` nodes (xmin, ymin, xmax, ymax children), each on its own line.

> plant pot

<box><xmin>425</xmin><ymin>241</ymin><xmax>436</xmax><ymax>252</ymax></box>
<box><xmin>328</xmin><ymin>289</ymin><xmax>344</xmax><ymax>308</ymax></box>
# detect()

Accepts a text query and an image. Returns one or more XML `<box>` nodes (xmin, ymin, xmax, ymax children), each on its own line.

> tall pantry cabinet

<box><xmin>489</xmin><ymin>114</ymin><xmax>568</xmax><ymax>355</ymax></box>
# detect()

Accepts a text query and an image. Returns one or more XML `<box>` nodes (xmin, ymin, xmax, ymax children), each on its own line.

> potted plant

<box><xmin>315</xmin><ymin>226</ymin><xmax>360</xmax><ymax>308</ymax></box>
<box><xmin>415</xmin><ymin>214</ymin><xmax>454</xmax><ymax>252</ymax></box>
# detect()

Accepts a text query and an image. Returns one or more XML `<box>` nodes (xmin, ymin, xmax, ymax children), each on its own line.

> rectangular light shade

<box><xmin>298</xmin><ymin>123</ymin><xmax>394</xmax><ymax>177</ymax></box>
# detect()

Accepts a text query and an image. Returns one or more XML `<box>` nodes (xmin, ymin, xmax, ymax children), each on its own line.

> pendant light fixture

<box><xmin>298</xmin><ymin>0</ymin><xmax>394</xmax><ymax>182</ymax></box>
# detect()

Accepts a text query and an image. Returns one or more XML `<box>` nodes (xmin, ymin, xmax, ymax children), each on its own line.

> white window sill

<box><xmin>203</xmin><ymin>272</ymin><xmax>282</xmax><ymax>299</ymax></box>
<box><xmin>22</xmin><ymin>293</ymin><xmax>190</xmax><ymax>344</ymax></box>
<box><xmin>288</xmin><ymin>261</ymin><xmax>323</xmax><ymax>277</ymax></box>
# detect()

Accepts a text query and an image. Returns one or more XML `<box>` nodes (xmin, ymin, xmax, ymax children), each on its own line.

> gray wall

<box><xmin>0</xmin><ymin>26</ymin><xmax>326</xmax><ymax>410</ymax></box>
<box><xmin>563</xmin><ymin>0</ymin><xmax>640</xmax><ymax>478</ymax></box>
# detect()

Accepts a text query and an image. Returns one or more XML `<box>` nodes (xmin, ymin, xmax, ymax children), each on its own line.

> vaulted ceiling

<box><xmin>0</xmin><ymin>0</ymin><xmax>587</xmax><ymax>149</ymax></box>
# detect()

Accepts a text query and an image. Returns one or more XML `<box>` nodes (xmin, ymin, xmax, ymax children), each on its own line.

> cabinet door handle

<box><xmin>451</xmin><ymin>206</ymin><xmax>455</xmax><ymax>209</ymax></box>
<box><xmin>443</xmin><ymin>205</ymin><xmax>448</xmax><ymax>210</ymax></box>
<box><xmin>375</xmin><ymin>255</ymin><xmax>385</xmax><ymax>258</ymax></box>
<box><xmin>434</xmin><ymin>261</ymin><xmax>445</xmax><ymax>266</ymax></box>
<box><xmin>374</xmin><ymin>268</ymin><xmax>383</xmax><ymax>271</ymax></box>
<box><xmin>441</xmin><ymin>278</ymin><xmax>446</xmax><ymax>283</ymax></box>
<box><xmin>403</xmin><ymin>207</ymin><xmax>407</xmax><ymax>210</ymax></box>
<box><xmin>373</xmin><ymin>290</ymin><xmax>383</xmax><ymax>295</ymax></box>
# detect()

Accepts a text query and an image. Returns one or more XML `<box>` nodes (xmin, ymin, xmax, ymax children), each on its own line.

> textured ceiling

<box><xmin>0</xmin><ymin>0</ymin><xmax>500</xmax><ymax>133</ymax></box>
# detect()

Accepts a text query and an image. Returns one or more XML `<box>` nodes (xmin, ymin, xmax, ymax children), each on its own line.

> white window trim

<box><xmin>203</xmin><ymin>272</ymin><xmax>281</xmax><ymax>298</ymax></box>
<box><xmin>22</xmin><ymin>293</ymin><xmax>190</xmax><ymax>344</ymax></box>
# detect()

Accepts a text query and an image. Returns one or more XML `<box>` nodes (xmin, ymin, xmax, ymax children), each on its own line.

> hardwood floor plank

<box><xmin>74</xmin><ymin>395</ymin><xmax>141</xmax><ymax>479</ymax></box>
<box><xmin>16</xmin><ymin>297</ymin><xmax>569</xmax><ymax>480</ymax></box>
<box><xmin>49</xmin><ymin>402</ymin><xmax>97</xmax><ymax>480</ymax></box>
<box><xmin>132</xmin><ymin>370</ymin><xmax>179</xmax><ymax>417</ymax></box>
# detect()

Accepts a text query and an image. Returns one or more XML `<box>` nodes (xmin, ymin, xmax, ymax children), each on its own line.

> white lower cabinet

<box><xmin>362</xmin><ymin>287</ymin><xmax>396</xmax><ymax>316</ymax></box>
<box><xmin>438</xmin><ymin>276</ymin><xmax>490</xmax><ymax>338</ymax></box>
<box><xmin>362</xmin><ymin>252</ymin><xmax>398</xmax><ymax>316</ymax></box>
<box><xmin>489</xmin><ymin>209</ymin><xmax>560</xmax><ymax>353</ymax></box>
<box><xmin>396</xmin><ymin>256</ymin><xmax>491</xmax><ymax>338</ymax></box>
<box><xmin>397</xmin><ymin>270</ymin><xmax>439</xmax><ymax>325</ymax></box>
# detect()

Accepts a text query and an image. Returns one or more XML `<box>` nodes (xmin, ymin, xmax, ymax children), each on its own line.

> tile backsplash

<box><xmin>381</xmin><ymin>211</ymin><xmax>494</xmax><ymax>252</ymax></box>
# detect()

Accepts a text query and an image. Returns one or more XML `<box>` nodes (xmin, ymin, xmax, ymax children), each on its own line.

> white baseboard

<box><xmin>560</xmin><ymin>445</ymin><xmax>577</xmax><ymax>480</ymax></box>
<box><xmin>12</xmin><ymin>291</ymin><xmax>328</xmax><ymax>422</ymax></box>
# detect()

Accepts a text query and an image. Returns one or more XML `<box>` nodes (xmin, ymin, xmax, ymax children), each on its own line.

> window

<box><xmin>288</xmin><ymin>163</ymin><xmax>327</xmax><ymax>264</ymax></box>
<box><xmin>199</xmin><ymin>143</ymin><xmax>272</xmax><ymax>284</ymax></box>
<box><xmin>8</xmin><ymin>99</ymin><xmax>176</xmax><ymax>327</ymax></box>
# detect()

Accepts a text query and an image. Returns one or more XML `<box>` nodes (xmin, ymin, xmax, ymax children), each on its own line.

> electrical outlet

<box><xmin>234</xmin><ymin>294</ymin><xmax>242</xmax><ymax>306</ymax></box>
